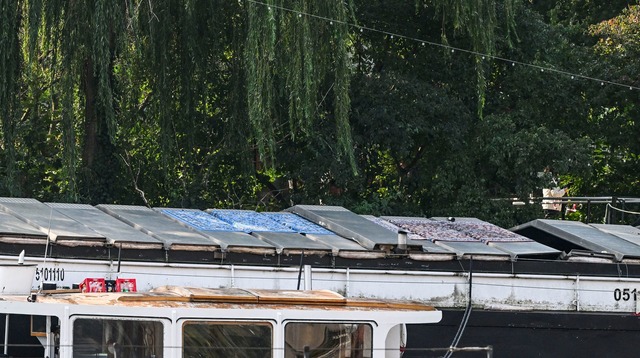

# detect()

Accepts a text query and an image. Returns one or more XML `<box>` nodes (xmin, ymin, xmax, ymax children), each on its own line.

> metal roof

<box><xmin>250</xmin><ymin>232</ymin><xmax>332</xmax><ymax>255</ymax></box>
<box><xmin>0</xmin><ymin>198</ymin><xmax>104</xmax><ymax>242</ymax></box>
<box><xmin>200</xmin><ymin>231</ymin><xmax>276</xmax><ymax>253</ymax></box>
<box><xmin>487</xmin><ymin>241</ymin><xmax>560</xmax><ymax>258</ymax></box>
<box><xmin>362</xmin><ymin>215</ymin><xmax>455</xmax><ymax>255</ymax></box>
<box><xmin>0</xmin><ymin>198</ymin><xmax>634</xmax><ymax>265</ymax></box>
<box><xmin>432</xmin><ymin>241</ymin><xmax>511</xmax><ymax>260</ymax></box>
<box><xmin>0</xmin><ymin>210</ymin><xmax>46</xmax><ymax>238</ymax></box>
<box><xmin>590</xmin><ymin>224</ymin><xmax>640</xmax><ymax>246</ymax></box>
<box><xmin>47</xmin><ymin>203</ymin><xmax>162</xmax><ymax>248</ymax></box>
<box><xmin>286</xmin><ymin>205</ymin><xmax>398</xmax><ymax>250</ymax></box>
<box><xmin>304</xmin><ymin>233</ymin><xmax>370</xmax><ymax>254</ymax></box>
<box><xmin>158</xmin><ymin>208</ymin><xmax>275</xmax><ymax>253</ymax></box>
<box><xmin>96</xmin><ymin>204</ymin><xmax>217</xmax><ymax>250</ymax></box>
<box><xmin>512</xmin><ymin>219</ymin><xmax>640</xmax><ymax>261</ymax></box>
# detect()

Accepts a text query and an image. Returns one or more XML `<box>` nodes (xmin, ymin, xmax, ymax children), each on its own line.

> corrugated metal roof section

<box><xmin>157</xmin><ymin>208</ymin><xmax>275</xmax><ymax>254</ymax></box>
<box><xmin>202</xmin><ymin>232</ymin><xmax>276</xmax><ymax>253</ymax></box>
<box><xmin>160</xmin><ymin>208</ymin><xmax>235</xmax><ymax>232</ymax></box>
<box><xmin>250</xmin><ymin>232</ymin><xmax>333</xmax><ymax>255</ymax></box>
<box><xmin>207</xmin><ymin>209</ymin><xmax>296</xmax><ymax>233</ymax></box>
<box><xmin>47</xmin><ymin>203</ymin><xmax>162</xmax><ymax>249</ymax></box>
<box><xmin>590</xmin><ymin>224</ymin><xmax>640</xmax><ymax>246</ymax></box>
<box><xmin>96</xmin><ymin>204</ymin><xmax>218</xmax><ymax>250</ymax></box>
<box><xmin>512</xmin><ymin>219</ymin><xmax>640</xmax><ymax>262</ymax></box>
<box><xmin>0</xmin><ymin>197</ymin><xmax>104</xmax><ymax>242</ymax></box>
<box><xmin>286</xmin><ymin>205</ymin><xmax>398</xmax><ymax>250</ymax></box>
<box><xmin>486</xmin><ymin>241</ymin><xmax>561</xmax><ymax>258</ymax></box>
<box><xmin>432</xmin><ymin>241</ymin><xmax>511</xmax><ymax>260</ymax></box>
<box><xmin>262</xmin><ymin>212</ymin><xmax>334</xmax><ymax>235</ymax></box>
<box><xmin>303</xmin><ymin>233</ymin><xmax>372</xmax><ymax>254</ymax></box>
<box><xmin>4</xmin><ymin>197</ymin><xmax>638</xmax><ymax>265</ymax></box>
<box><xmin>0</xmin><ymin>210</ymin><xmax>47</xmax><ymax>238</ymax></box>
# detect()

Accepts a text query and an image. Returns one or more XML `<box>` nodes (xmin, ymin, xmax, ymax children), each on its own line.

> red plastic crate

<box><xmin>116</xmin><ymin>278</ymin><xmax>137</xmax><ymax>292</ymax></box>
<box><xmin>80</xmin><ymin>278</ymin><xmax>106</xmax><ymax>293</ymax></box>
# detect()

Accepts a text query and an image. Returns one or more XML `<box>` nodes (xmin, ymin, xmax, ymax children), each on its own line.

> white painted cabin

<box><xmin>0</xmin><ymin>267</ymin><xmax>441</xmax><ymax>358</ymax></box>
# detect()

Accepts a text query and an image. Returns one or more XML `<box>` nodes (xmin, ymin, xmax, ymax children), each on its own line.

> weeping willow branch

<box><xmin>92</xmin><ymin>0</ymin><xmax>118</xmax><ymax>140</ymax></box>
<box><xmin>431</xmin><ymin>0</ymin><xmax>518</xmax><ymax>118</ymax></box>
<box><xmin>0</xmin><ymin>0</ymin><xmax>23</xmax><ymax>195</ymax></box>
<box><xmin>9</xmin><ymin>0</ymin><xmax>518</xmax><ymax>204</ymax></box>
<box><xmin>244</xmin><ymin>0</ymin><xmax>357</xmax><ymax>172</ymax></box>
<box><xmin>245</xmin><ymin>0</ymin><xmax>277</xmax><ymax>167</ymax></box>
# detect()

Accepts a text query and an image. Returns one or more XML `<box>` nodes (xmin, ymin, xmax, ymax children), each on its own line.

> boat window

<box><xmin>284</xmin><ymin>322</ymin><xmax>372</xmax><ymax>358</ymax></box>
<box><xmin>72</xmin><ymin>318</ymin><xmax>163</xmax><ymax>358</ymax></box>
<box><xmin>182</xmin><ymin>321</ymin><xmax>272</xmax><ymax>358</ymax></box>
<box><xmin>1</xmin><ymin>314</ymin><xmax>58</xmax><ymax>357</ymax></box>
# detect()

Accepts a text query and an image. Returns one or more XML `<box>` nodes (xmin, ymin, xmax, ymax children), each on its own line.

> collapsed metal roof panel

<box><xmin>0</xmin><ymin>198</ymin><xmax>104</xmax><ymax>242</ymax></box>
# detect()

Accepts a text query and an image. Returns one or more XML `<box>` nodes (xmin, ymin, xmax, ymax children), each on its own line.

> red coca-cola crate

<box><xmin>80</xmin><ymin>278</ymin><xmax>106</xmax><ymax>293</ymax></box>
<box><xmin>116</xmin><ymin>278</ymin><xmax>137</xmax><ymax>292</ymax></box>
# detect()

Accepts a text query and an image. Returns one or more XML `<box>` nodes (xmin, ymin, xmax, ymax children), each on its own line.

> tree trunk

<box><xmin>81</xmin><ymin>56</ymin><xmax>98</xmax><ymax>169</ymax></box>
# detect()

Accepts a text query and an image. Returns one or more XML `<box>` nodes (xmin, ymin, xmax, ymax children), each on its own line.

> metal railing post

<box><xmin>608</xmin><ymin>197</ymin><xmax>617</xmax><ymax>224</ymax></box>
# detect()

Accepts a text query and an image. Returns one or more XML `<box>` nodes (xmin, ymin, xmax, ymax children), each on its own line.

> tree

<box><xmin>4</xmin><ymin>0</ymin><xmax>637</xmax><ymax>227</ymax></box>
<box><xmin>0</xmin><ymin>0</ymin><xmax>23</xmax><ymax>196</ymax></box>
<box><xmin>0</xmin><ymin>0</ymin><xmax>365</xmax><ymax>207</ymax></box>
<box><xmin>584</xmin><ymin>5</ymin><xmax>640</xmax><ymax>199</ymax></box>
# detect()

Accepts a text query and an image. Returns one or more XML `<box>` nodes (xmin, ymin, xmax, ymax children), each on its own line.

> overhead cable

<box><xmin>245</xmin><ymin>0</ymin><xmax>640</xmax><ymax>91</ymax></box>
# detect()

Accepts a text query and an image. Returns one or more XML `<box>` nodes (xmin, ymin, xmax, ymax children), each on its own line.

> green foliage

<box><xmin>244</xmin><ymin>0</ymin><xmax>357</xmax><ymax>171</ymax></box>
<box><xmin>428</xmin><ymin>0</ymin><xmax>520</xmax><ymax>116</ymax></box>
<box><xmin>0</xmin><ymin>0</ymin><xmax>638</xmax><ymax>227</ymax></box>
<box><xmin>0</xmin><ymin>0</ymin><xmax>23</xmax><ymax>196</ymax></box>
<box><xmin>581</xmin><ymin>5</ymin><xmax>640</xmax><ymax>198</ymax></box>
<box><xmin>533</xmin><ymin>0</ymin><xmax>634</xmax><ymax>27</ymax></box>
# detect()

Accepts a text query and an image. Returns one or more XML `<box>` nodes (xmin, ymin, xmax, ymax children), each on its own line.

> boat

<box><xmin>0</xmin><ymin>263</ymin><xmax>441</xmax><ymax>357</ymax></box>
<box><xmin>0</xmin><ymin>197</ymin><xmax>639</xmax><ymax>357</ymax></box>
